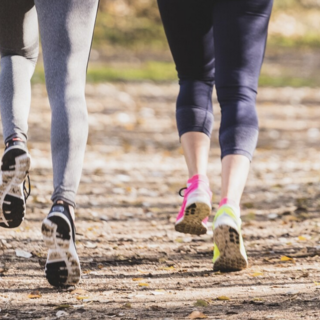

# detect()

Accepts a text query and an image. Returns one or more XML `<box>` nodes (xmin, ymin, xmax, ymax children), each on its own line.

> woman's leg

<box><xmin>214</xmin><ymin>0</ymin><xmax>273</xmax><ymax>204</ymax></box>
<box><xmin>0</xmin><ymin>0</ymin><xmax>38</xmax><ymax>143</ymax></box>
<box><xmin>36</xmin><ymin>0</ymin><xmax>99</xmax><ymax>287</ymax></box>
<box><xmin>212</xmin><ymin>0</ymin><xmax>273</xmax><ymax>271</ymax></box>
<box><xmin>36</xmin><ymin>0</ymin><xmax>99</xmax><ymax>208</ymax></box>
<box><xmin>158</xmin><ymin>0</ymin><xmax>214</xmax><ymax>235</ymax></box>
<box><xmin>0</xmin><ymin>0</ymin><xmax>37</xmax><ymax>228</ymax></box>
<box><xmin>181</xmin><ymin>132</ymin><xmax>210</xmax><ymax>178</ymax></box>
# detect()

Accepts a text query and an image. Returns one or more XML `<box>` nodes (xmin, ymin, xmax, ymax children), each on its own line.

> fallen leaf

<box><xmin>54</xmin><ymin>304</ymin><xmax>71</xmax><ymax>310</ymax></box>
<box><xmin>16</xmin><ymin>249</ymin><xmax>32</xmax><ymax>259</ymax></box>
<box><xmin>76</xmin><ymin>296</ymin><xmax>90</xmax><ymax>301</ymax></box>
<box><xmin>28</xmin><ymin>291</ymin><xmax>42</xmax><ymax>299</ymax></box>
<box><xmin>161</xmin><ymin>266</ymin><xmax>175</xmax><ymax>271</ymax></box>
<box><xmin>187</xmin><ymin>311</ymin><xmax>208</xmax><ymax>319</ymax></box>
<box><xmin>132</xmin><ymin>278</ymin><xmax>144</xmax><ymax>281</ymax></box>
<box><xmin>253</xmin><ymin>298</ymin><xmax>264</xmax><ymax>301</ymax></box>
<box><xmin>122</xmin><ymin>303</ymin><xmax>132</xmax><ymax>309</ymax></box>
<box><xmin>71</xmin><ymin>289</ymin><xmax>88</xmax><ymax>295</ymax></box>
<box><xmin>138</xmin><ymin>283</ymin><xmax>149</xmax><ymax>287</ymax></box>
<box><xmin>251</xmin><ymin>272</ymin><xmax>263</xmax><ymax>277</ymax></box>
<box><xmin>194</xmin><ymin>299</ymin><xmax>208</xmax><ymax>307</ymax></box>
<box><xmin>298</xmin><ymin>236</ymin><xmax>307</xmax><ymax>241</ymax></box>
<box><xmin>280</xmin><ymin>256</ymin><xmax>293</xmax><ymax>261</ymax></box>
<box><xmin>314</xmin><ymin>281</ymin><xmax>320</xmax><ymax>286</ymax></box>
<box><xmin>217</xmin><ymin>296</ymin><xmax>230</xmax><ymax>301</ymax></box>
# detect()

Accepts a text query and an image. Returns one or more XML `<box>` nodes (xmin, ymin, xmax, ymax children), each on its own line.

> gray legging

<box><xmin>0</xmin><ymin>0</ymin><xmax>99</xmax><ymax>207</ymax></box>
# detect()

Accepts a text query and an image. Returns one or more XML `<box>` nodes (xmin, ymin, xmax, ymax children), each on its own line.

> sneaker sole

<box><xmin>213</xmin><ymin>225</ymin><xmax>247</xmax><ymax>272</ymax></box>
<box><xmin>42</xmin><ymin>213</ymin><xmax>81</xmax><ymax>287</ymax></box>
<box><xmin>175</xmin><ymin>202</ymin><xmax>211</xmax><ymax>235</ymax></box>
<box><xmin>0</xmin><ymin>151</ymin><xmax>30</xmax><ymax>228</ymax></box>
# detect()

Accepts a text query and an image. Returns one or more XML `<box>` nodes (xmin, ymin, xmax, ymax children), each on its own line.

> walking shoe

<box><xmin>42</xmin><ymin>202</ymin><xmax>81</xmax><ymax>287</ymax></box>
<box><xmin>0</xmin><ymin>139</ymin><xmax>31</xmax><ymax>228</ymax></box>
<box><xmin>175</xmin><ymin>174</ymin><xmax>212</xmax><ymax>235</ymax></box>
<box><xmin>212</xmin><ymin>200</ymin><xmax>248</xmax><ymax>271</ymax></box>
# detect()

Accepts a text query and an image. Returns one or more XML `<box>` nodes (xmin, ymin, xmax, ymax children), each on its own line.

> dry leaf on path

<box><xmin>298</xmin><ymin>236</ymin><xmax>307</xmax><ymax>241</ymax></box>
<box><xmin>76</xmin><ymin>296</ymin><xmax>90</xmax><ymax>301</ymax></box>
<box><xmin>28</xmin><ymin>291</ymin><xmax>42</xmax><ymax>299</ymax></box>
<box><xmin>54</xmin><ymin>304</ymin><xmax>71</xmax><ymax>310</ymax></box>
<box><xmin>280</xmin><ymin>256</ymin><xmax>293</xmax><ymax>261</ymax></box>
<box><xmin>251</xmin><ymin>272</ymin><xmax>263</xmax><ymax>277</ymax></box>
<box><xmin>122</xmin><ymin>303</ymin><xmax>132</xmax><ymax>309</ymax></box>
<box><xmin>194</xmin><ymin>299</ymin><xmax>208</xmax><ymax>307</ymax></box>
<box><xmin>160</xmin><ymin>266</ymin><xmax>175</xmax><ymax>271</ymax></box>
<box><xmin>217</xmin><ymin>296</ymin><xmax>230</xmax><ymax>301</ymax></box>
<box><xmin>132</xmin><ymin>278</ymin><xmax>144</xmax><ymax>281</ymax></box>
<box><xmin>138</xmin><ymin>283</ymin><xmax>149</xmax><ymax>287</ymax></box>
<box><xmin>187</xmin><ymin>311</ymin><xmax>208</xmax><ymax>319</ymax></box>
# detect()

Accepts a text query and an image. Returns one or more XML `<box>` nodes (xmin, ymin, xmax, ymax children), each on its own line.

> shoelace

<box><xmin>179</xmin><ymin>187</ymin><xmax>187</xmax><ymax>197</ymax></box>
<box><xmin>23</xmin><ymin>173</ymin><xmax>31</xmax><ymax>201</ymax></box>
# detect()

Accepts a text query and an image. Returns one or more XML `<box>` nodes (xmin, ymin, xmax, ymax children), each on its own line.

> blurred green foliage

<box><xmin>93</xmin><ymin>0</ymin><xmax>320</xmax><ymax>50</ymax></box>
<box><xmin>94</xmin><ymin>0</ymin><xmax>166</xmax><ymax>49</ymax></box>
<box><xmin>31</xmin><ymin>0</ymin><xmax>320</xmax><ymax>86</ymax></box>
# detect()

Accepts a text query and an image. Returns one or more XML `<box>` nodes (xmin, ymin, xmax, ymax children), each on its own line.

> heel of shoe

<box><xmin>213</xmin><ymin>225</ymin><xmax>247</xmax><ymax>272</ymax></box>
<box><xmin>42</xmin><ymin>213</ymin><xmax>81</xmax><ymax>287</ymax></box>
<box><xmin>175</xmin><ymin>202</ymin><xmax>211</xmax><ymax>235</ymax></box>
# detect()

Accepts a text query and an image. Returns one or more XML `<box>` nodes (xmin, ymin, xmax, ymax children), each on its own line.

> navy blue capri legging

<box><xmin>157</xmin><ymin>0</ymin><xmax>273</xmax><ymax>161</ymax></box>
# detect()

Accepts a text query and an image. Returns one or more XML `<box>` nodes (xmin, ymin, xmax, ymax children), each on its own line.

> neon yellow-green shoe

<box><xmin>212</xmin><ymin>201</ymin><xmax>248</xmax><ymax>272</ymax></box>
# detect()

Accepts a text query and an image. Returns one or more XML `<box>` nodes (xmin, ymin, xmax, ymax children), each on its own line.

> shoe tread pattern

<box><xmin>42</xmin><ymin>213</ymin><xmax>80</xmax><ymax>287</ymax></box>
<box><xmin>0</xmin><ymin>148</ymin><xmax>30</xmax><ymax>228</ymax></box>
<box><xmin>213</xmin><ymin>225</ymin><xmax>247</xmax><ymax>272</ymax></box>
<box><xmin>175</xmin><ymin>202</ymin><xmax>210</xmax><ymax>235</ymax></box>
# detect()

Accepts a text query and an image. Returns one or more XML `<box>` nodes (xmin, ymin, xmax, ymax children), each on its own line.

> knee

<box><xmin>177</xmin><ymin>79</ymin><xmax>214</xmax><ymax>110</ymax></box>
<box><xmin>218</xmin><ymin>86</ymin><xmax>258</xmax><ymax>130</ymax></box>
<box><xmin>176</xmin><ymin>79</ymin><xmax>214</xmax><ymax>137</ymax></box>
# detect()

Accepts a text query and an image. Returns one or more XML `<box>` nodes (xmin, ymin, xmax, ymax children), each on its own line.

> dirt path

<box><xmin>1</xmin><ymin>83</ymin><xmax>320</xmax><ymax>319</ymax></box>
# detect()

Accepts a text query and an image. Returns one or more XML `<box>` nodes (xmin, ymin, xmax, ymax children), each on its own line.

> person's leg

<box><xmin>36</xmin><ymin>0</ymin><xmax>99</xmax><ymax>287</ymax></box>
<box><xmin>0</xmin><ymin>0</ymin><xmax>37</xmax><ymax>228</ymax></box>
<box><xmin>221</xmin><ymin>155</ymin><xmax>250</xmax><ymax>204</ymax></box>
<box><xmin>181</xmin><ymin>132</ymin><xmax>210</xmax><ymax>178</ymax></box>
<box><xmin>36</xmin><ymin>0</ymin><xmax>99</xmax><ymax>208</ymax></box>
<box><xmin>157</xmin><ymin>0</ymin><xmax>214</xmax><ymax>235</ymax></box>
<box><xmin>212</xmin><ymin>0</ymin><xmax>273</xmax><ymax>271</ymax></box>
<box><xmin>215</xmin><ymin>0</ymin><xmax>273</xmax><ymax>204</ymax></box>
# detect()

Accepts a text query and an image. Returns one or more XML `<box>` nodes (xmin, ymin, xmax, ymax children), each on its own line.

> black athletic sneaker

<box><xmin>41</xmin><ymin>202</ymin><xmax>81</xmax><ymax>287</ymax></box>
<box><xmin>0</xmin><ymin>140</ymin><xmax>31</xmax><ymax>228</ymax></box>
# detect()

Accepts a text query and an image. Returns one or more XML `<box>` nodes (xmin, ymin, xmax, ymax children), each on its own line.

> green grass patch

<box><xmin>32</xmin><ymin>61</ymin><xmax>319</xmax><ymax>87</ymax></box>
<box><xmin>268</xmin><ymin>35</ymin><xmax>320</xmax><ymax>49</ymax></box>
<box><xmin>87</xmin><ymin>61</ymin><xmax>177</xmax><ymax>82</ymax></box>
<box><xmin>32</xmin><ymin>61</ymin><xmax>177</xmax><ymax>84</ymax></box>
<box><xmin>258</xmin><ymin>74</ymin><xmax>318</xmax><ymax>87</ymax></box>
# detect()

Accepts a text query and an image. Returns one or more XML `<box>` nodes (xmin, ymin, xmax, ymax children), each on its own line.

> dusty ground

<box><xmin>1</xmin><ymin>83</ymin><xmax>320</xmax><ymax>319</ymax></box>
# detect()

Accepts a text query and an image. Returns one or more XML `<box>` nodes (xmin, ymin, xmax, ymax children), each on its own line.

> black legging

<box><xmin>157</xmin><ymin>0</ymin><xmax>273</xmax><ymax>160</ymax></box>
